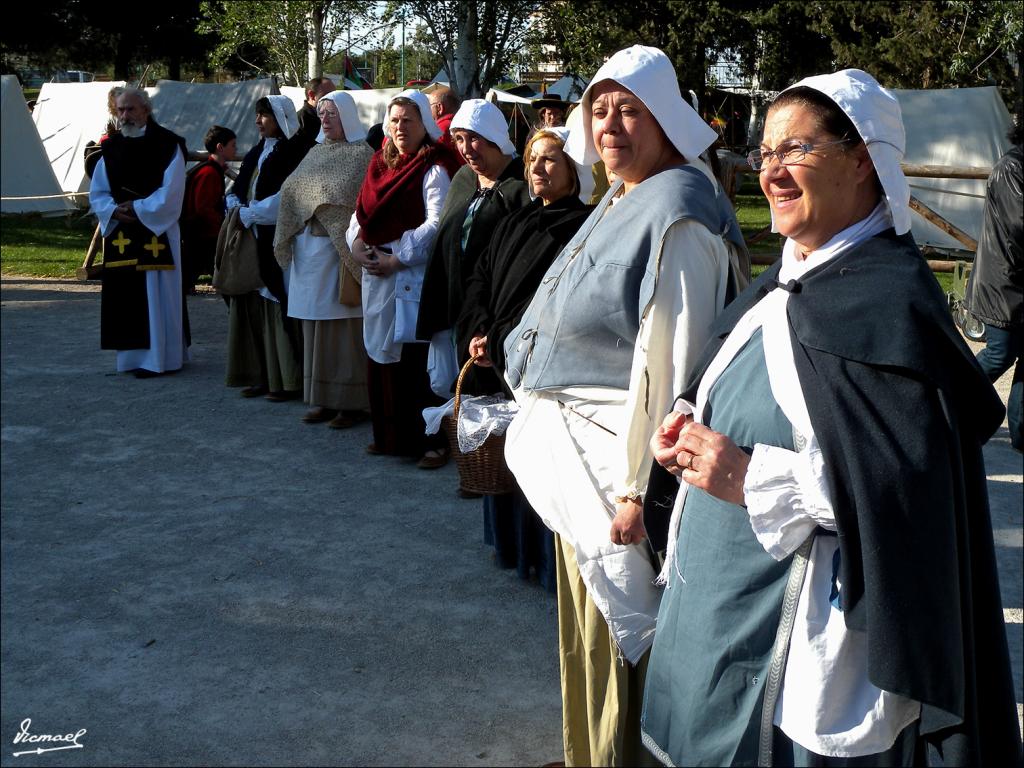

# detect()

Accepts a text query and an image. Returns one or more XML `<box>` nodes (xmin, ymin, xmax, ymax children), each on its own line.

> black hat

<box><xmin>531</xmin><ymin>96</ymin><xmax>572</xmax><ymax>111</ymax></box>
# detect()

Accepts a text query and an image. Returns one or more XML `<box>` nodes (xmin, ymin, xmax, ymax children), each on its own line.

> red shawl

<box><xmin>355</xmin><ymin>142</ymin><xmax>461</xmax><ymax>245</ymax></box>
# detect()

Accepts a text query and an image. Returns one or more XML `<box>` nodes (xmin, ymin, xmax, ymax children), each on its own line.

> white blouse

<box><xmin>345</xmin><ymin>165</ymin><xmax>451</xmax><ymax>363</ymax></box>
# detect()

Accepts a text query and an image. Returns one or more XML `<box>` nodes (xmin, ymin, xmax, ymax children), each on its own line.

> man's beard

<box><xmin>120</xmin><ymin>122</ymin><xmax>145</xmax><ymax>138</ymax></box>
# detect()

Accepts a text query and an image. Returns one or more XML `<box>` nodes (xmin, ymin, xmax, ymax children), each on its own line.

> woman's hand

<box><xmin>610</xmin><ymin>499</ymin><xmax>646</xmax><ymax>546</ymax></box>
<box><xmin>651</xmin><ymin>410</ymin><xmax>693</xmax><ymax>477</ymax></box>
<box><xmin>469</xmin><ymin>334</ymin><xmax>493</xmax><ymax>367</ymax></box>
<box><xmin>365</xmin><ymin>249</ymin><xmax>401</xmax><ymax>278</ymax></box>
<box><xmin>351</xmin><ymin>237</ymin><xmax>377</xmax><ymax>268</ymax></box>
<box><xmin>674</xmin><ymin>422</ymin><xmax>750</xmax><ymax>506</ymax></box>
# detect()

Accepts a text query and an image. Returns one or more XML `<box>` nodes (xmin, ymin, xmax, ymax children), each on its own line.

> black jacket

<box><xmin>966</xmin><ymin>145</ymin><xmax>1022</xmax><ymax>329</ymax></box>
<box><xmin>456</xmin><ymin>195</ymin><xmax>591</xmax><ymax>395</ymax></box>
<box><xmin>416</xmin><ymin>160</ymin><xmax>532</xmax><ymax>342</ymax></box>
<box><xmin>645</xmin><ymin>230</ymin><xmax>1021</xmax><ymax>765</ymax></box>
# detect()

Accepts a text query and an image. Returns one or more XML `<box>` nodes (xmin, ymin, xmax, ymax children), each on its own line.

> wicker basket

<box><xmin>442</xmin><ymin>356</ymin><xmax>516</xmax><ymax>495</ymax></box>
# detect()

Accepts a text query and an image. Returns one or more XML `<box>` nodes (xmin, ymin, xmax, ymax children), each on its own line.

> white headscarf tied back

<box><xmin>783</xmin><ymin>69</ymin><xmax>911</xmax><ymax>235</ymax></box>
<box><xmin>385</xmin><ymin>89</ymin><xmax>442</xmax><ymax>141</ymax></box>
<box><xmin>450</xmin><ymin>99</ymin><xmax>516</xmax><ymax>156</ymax></box>
<box><xmin>316</xmin><ymin>90</ymin><xmax>366</xmax><ymax>144</ymax></box>
<box><xmin>565</xmin><ymin>45</ymin><xmax>718</xmax><ymax>167</ymax></box>
<box><xmin>266</xmin><ymin>94</ymin><xmax>299</xmax><ymax>140</ymax></box>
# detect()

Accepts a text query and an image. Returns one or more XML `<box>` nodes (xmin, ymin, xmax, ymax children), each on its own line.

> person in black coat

<box><xmin>415</xmin><ymin>99</ymin><xmax>533</xmax><ymax>397</ymax></box>
<box><xmin>456</xmin><ymin>128</ymin><xmax>592</xmax><ymax>590</ymax></box>
<box><xmin>224</xmin><ymin>96</ymin><xmax>311</xmax><ymax>400</ymax></box>
<box><xmin>965</xmin><ymin>123</ymin><xmax>1022</xmax><ymax>451</ymax></box>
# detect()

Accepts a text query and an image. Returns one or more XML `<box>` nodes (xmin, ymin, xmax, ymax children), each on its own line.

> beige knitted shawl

<box><xmin>273</xmin><ymin>140</ymin><xmax>374</xmax><ymax>284</ymax></box>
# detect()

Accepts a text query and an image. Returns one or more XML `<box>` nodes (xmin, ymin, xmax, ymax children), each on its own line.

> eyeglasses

<box><xmin>747</xmin><ymin>137</ymin><xmax>852</xmax><ymax>171</ymax></box>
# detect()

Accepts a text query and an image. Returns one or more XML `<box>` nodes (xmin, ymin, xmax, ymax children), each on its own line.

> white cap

<box><xmin>266</xmin><ymin>94</ymin><xmax>298</xmax><ymax>139</ymax></box>
<box><xmin>385</xmin><ymin>89</ymin><xmax>442</xmax><ymax>141</ymax></box>
<box><xmin>316</xmin><ymin>90</ymin><xmax>366</xmax><ymax>144</ymax></box>
<box><xmin>564</xmin><ymin>45</ymin><xmax>718</xmax><ymax>167</ymax></box>
<box><xmin>784</xmin><ymin>69</ymin><xmax>911</xmax><ymax>235</ymax></box>
<box><xmin>450</xmin><ymin>99</ymin><xmax>516</xmax><ymax>156</ymax></box>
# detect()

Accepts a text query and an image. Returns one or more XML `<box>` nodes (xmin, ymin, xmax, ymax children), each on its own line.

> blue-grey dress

<box><xmin>641</xmin><ymin>329</ymin><xmax>799</xmax><ymax>767</ymax></box>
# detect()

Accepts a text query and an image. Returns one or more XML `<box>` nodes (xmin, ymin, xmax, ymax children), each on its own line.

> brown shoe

<box><xmin>416</xmin><ymin>449</ymin><xmax>449</xmax><ymax>470</ymax></box>
<box><xmin>241</xmin><ymin>385</ymin><xmax>267</xmax><ymax>398</ymax></box>
<box><xmin>328</xmin><ymin>410</ymin><xmax>369</xmax><ymax>430</ymax></box>
<box><xmin>302</xmin><ymin>407</ymin><xmax>338</xmax><ymax>424</ymax></box>
<box><xmin>366</xmin><ymin>443</ymin><xmax>385</xmax><ymax>455</ymax></box>
<box><xmin>457</xmin><ymin>488</ymin><xmax>483</xmax><ymax>499</ymax></box>
<box><xmin>265</xmin><ymin>390</ymin><xmax>300</xmax><ymax>402</ymax></box>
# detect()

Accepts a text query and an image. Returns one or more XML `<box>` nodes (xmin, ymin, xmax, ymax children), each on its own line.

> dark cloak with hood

<box><xmin>644</xmin><ymin>230</ymin><xmax>1021</xmax><ymax>766</ymax></box>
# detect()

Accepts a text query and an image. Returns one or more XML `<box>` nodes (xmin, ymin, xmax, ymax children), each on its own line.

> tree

<box><xmin>387</xmin><ymin>0</ymin><xmax>535</xmax><ymax>98</ymax></box>
<box><xmin>199</xmin><ymin>0</ymin><xmax>375</xmax><ymax>85</ymax></box>
<box><xmin>528</xmin><ymin>0</ymin><xmax>762</xmax><ymax>99</ymax></box>
<box><xmin>1</xmin><ymin>0</ymin><xmax>217</xmax><ymax>81</ymax></box>
<box><xmin>811</xmin><ymin>1</ymin><xmax>1022</xmax><ymax>108</ymax></box>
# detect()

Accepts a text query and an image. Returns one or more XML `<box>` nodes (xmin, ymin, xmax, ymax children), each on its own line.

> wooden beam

<box><xmin>76</xmin><ymin>223</ymin><xmax>102</xmax><ymax>280</ymax></box>
<box><xmin>734</xmin><ymin>163</ymin><xmax>991</xmax><ymax>180</ymax></box>
<box><xmin>900</xmin><ymin>163</ymin><xmax>990</xmax><ymax>180</ymax></box>
<box><xmin>908</xmin><ymin>195</ymin><xmax>978</xmax><ymax>251</ymax></box>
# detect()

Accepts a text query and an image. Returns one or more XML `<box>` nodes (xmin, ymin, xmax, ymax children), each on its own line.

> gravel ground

<box><xmin>1</xmin><ymin>277</ymin><xmax>1020</xmax><ymax>765</ymax></box>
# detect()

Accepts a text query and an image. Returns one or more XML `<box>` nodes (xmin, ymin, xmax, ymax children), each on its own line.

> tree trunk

<box><xmin>307</xmin><ymin>6</ymin><xmax>324</xmax><ymax>80</ymax></box>
<box><xmin>113</xmin><ymin>33</ymin><xmax>133</xmax><ymax>81</ymax></box>
<box><xmin>454</xmin><ymin>1</ymin><xmax>479</xmax><ymax>99</ymax></box>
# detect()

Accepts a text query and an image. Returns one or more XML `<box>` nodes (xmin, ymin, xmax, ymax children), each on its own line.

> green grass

<box><xmin>1</xmin><ymin>214</ymin><xmax>96</xmax><ymax>278</ymax></box>
<box><xmin>733</xmin><ymin>192</ymin><xmax>781</xmax><ymax>255</ymax></box>
<box><xmin>0</xmin><ymin>208</ymin><xmax>957</xmax><ymax>295</ymax></box>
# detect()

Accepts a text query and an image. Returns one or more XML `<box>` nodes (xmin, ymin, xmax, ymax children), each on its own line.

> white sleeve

<box><xmin>243</xmin><ymin>190</ymin><xmax>282</xmax><ymax>226</ymax></box>
<box><xmin>88</xmin><ymin>158</ymin><xmax>117</xmax><ymax>236</ymax></box>
<box><xmin>619</xmin><ymin>219</ymin><xmax>730</xmax><ymax>498</ymax></box>
<box><xmin>743</xmin><ymin>431</ymin><xmax>837</xmax><ymax>560</ymax></box>
<box><xmin>394</xmin><ymin>165</ymin><xmax>451</xmax><ymax>266</ymax></box>
<box><xmin>133</xmin><ymin>150</ymin><xmax>186</xmax><ymax>237</ymax></box>
<box><xmin>346</xmin><ymin>211</ymin><xmax>361</xmax><ymax>250</ymax></box>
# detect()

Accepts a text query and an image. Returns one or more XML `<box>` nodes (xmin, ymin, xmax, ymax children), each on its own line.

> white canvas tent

<box><xmin>484</xmin><ymin>88</ymin><xmax>537</xmax><ymax>105</ymax></box>
<box><xmin>1</xmin><ymin>75</ymin><xmax>73</xmax><ymax>214</ymax></box>
<box><xmin>546</xmin><ymin>74</ymin><xmax>588</xmax><ymax>102</ymax></box>
<box><xmin>280</xmin><ymin>86</ymin><xmax>403</xmax><ymax>134</ymax></box>
<box><xmin>32</xmin><ymin>80</ymin><xmax>127</xmax><ymax>200</ymax></box>
<box><xmin>894</xmin><ymin>86</ymin><xmax>1012</xmax><ymax>251</ymax></box>
<box><xmin>147</xmin><ymin>78</ymin><xmax>275</xmax><ymax>156</ymax></box>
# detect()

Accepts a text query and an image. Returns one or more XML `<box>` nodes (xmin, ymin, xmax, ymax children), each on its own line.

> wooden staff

<box><xmin>908</xmin><ymin>195</ymin><xmax>978</xmax><ymax>251</ymax></box>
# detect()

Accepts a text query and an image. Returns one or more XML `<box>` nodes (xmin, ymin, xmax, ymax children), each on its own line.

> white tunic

<box><xmin>89</xmin><ymin>143</ymin><xmax>188</xmax><ymax>374</ymax></box>
<box><xmin>286</xmin><ymin>228</ymin><xmax>362</xmax><ymax>321</ymax></box>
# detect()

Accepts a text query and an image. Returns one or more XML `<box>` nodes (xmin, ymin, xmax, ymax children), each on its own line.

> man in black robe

<box><xmin>89</xmin><ymin>87</ymin><xmax>188</xmax><ymax>377</ymax></box>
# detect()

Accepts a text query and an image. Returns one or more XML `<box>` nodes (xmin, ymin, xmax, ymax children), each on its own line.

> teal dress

<box><xmin>641</xmin><ymin>329</ymin><xmax>799</xmax><ymax>767</ymax></box>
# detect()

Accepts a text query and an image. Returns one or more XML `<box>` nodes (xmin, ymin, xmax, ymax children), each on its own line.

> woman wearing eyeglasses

<box><xmin>274</xmin><ymin>91</ymin><xmax>373</xmax><ymax>428</ymax></box>
<box><xmin>640</xmin><ymin>70</ymin><xmax>1020</xmax><ymax>766</ymax></box>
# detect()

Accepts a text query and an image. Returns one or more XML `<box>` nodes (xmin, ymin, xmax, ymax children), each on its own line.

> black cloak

<box><xmin>231</xmin><ymin>135</ymin><xmax>310</xmax><ymax>304</ymax></box>
<box><xmin>644</xmin><ymin>230</ymin><xmax>1021</xmax><ymax>765</ymax></box>
<box><xmin>415</xmin><ymin>160</ymin><xmax>532</xmax><ymax>343</ymax></box>
<box><xmin>455</xmin><ymin>194</ymin><xmax>591</xmax><ymax>395</ymax></box>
